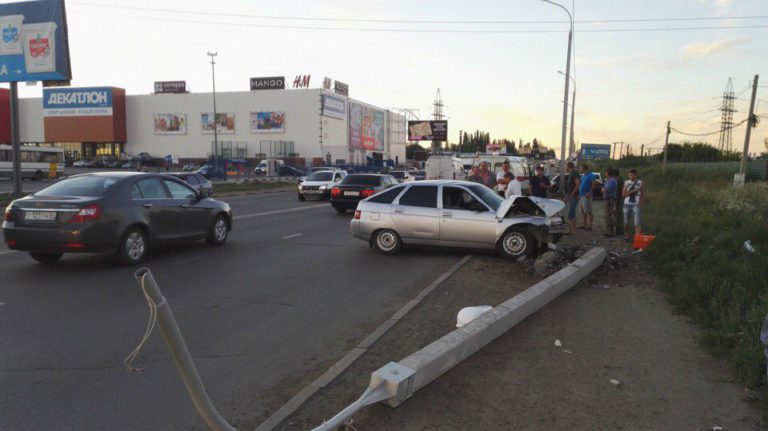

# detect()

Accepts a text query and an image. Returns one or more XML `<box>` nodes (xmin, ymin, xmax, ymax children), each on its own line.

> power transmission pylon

<box><xmin>718</xmin><ymin>78</ymin><xmax>736</xmax><ymax>151</ymax></box>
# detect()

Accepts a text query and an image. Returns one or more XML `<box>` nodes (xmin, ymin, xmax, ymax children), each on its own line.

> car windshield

<box><xmin>342</xmin><ymin>175</ymin><xmax>381</xmax><ymax>186</ymax></box>
<box><xmin>307</xmin><ymin>172</ymin><xmax>333</xmax><ymax>181</ymax></box>
<box><xmin>35</xmin><ymin>176</ymin><xmax>118</xmax><ymax>197</ymax></box>
<box><xmin>467</xmin><ymin>184</ymin><xmax>504</xmax><ymax>211</ymax></box>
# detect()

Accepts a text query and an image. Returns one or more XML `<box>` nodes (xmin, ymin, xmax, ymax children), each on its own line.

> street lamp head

<box><xmin>207</xmin><ymin>52</ymin><xmax>218</xmax><ymax>57</ymax></box>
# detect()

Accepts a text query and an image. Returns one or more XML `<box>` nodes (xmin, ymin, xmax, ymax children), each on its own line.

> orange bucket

<box><xmin>633</xmin><ymin>233</ymin><xmax>655</xmax><ymax>250</ymax></box>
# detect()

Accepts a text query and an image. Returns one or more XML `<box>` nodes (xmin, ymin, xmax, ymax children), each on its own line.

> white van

<box><xmin>475</xmin><ymin>155</ymin><xmax>532</xmax><ymax>192</ymax></box>
<box><xmin>425</xmin><ymin>156</ymin><xmax>466</xmax><ymax>180</ymax></box>
<box><xmin>255</xmin><ymin>159</ymin><xmax>285</xmax><ymax>175</ymax></box>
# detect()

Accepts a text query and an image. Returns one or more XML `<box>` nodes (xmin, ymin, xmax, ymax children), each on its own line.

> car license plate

<box><xmin>24</xmin><ymin>211</ymin><xmax>57</xmax><ymax>221</ymax></box>
<box><xmin>304</xmin><ymin>190</ymin><xmax>321</xmax><ymax>195</ymax></box>
<box><xmin>345</xmin><ymin>191</ymin><xmax>359</xmax><ymax>196</ymax></box>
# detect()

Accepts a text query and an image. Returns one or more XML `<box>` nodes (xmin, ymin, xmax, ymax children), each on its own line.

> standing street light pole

<box><xmin>558</xmin><ymin>70</ymin><xmax>576</xmax><ymax>157</ymax></box>
<box><xmin>541</xmin><ymin>0</ymin><xmax>573</xmax><ymax>195</ymax></box>
<box><xmin>207</xmin><ymin>52</ymin><xmax>219</xmax><ymax>168</ymax></box>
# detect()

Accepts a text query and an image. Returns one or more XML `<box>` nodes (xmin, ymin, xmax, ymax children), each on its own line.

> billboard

<box><xmin>250</xmin><ymin>76</ymin><xmax>285</xmax><ymax>91</ymax></box>
<box><xmin>43</xmin><ymin>87</ymin><xmax>112</xmax><ymax>117</ymax></box>
<box><xmin>250</xmin><ymin>111</ymin><xmax>285</xmax><ymax>133</ymax></box>
<box><xmin>334</xmin><ymin>81</ymin><xmax>349</xmax><ymax>96</ymax></box>
<box><xmin>0</xmin><ymin>0</ymin><xmax>71</xmax><ymax>83</ymax></box>
<box><xmin>322</xmin><ymin>94</ymin><xmax>345</xmax><ymax>119</ymax></box>
<box><xmin>154</xmin><ymin>113</ymin><xmax>186</xmax><ymax>135</ymax></box>
<box><xmin>349</xmin><ymin>102</ymin><xmax>385</xmax><ymax>152</ymax></box>
<box><xmin>580</xmin><ymin>143</ymin><xmax>612</xmax><ymax>160</ymax></box>
<box><xmin>154</xmin><ymin>81</ymin><xmax>186</xmax><ymax>94</ymax></box>
<box><xmin>408</xmin><ymin>120</ymin><xmax>447</xmax><ymax>141</ymax></box>
<box><xmin>201</xmin><ymin>112</ymin><xmax>235</xmax><ymax>134</ymax></box>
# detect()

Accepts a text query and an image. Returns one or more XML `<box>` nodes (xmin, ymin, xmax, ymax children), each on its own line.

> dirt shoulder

<box><xmin>255</xmin><ymin>199</ymin><xmax>762</xmax><ymax>431</ymax></box>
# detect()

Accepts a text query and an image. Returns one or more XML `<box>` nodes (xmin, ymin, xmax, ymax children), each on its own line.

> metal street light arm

<box><xmin>540</xmin><ymin>0</ymin><xmax>573</xmax><ymax>27</ymax></box>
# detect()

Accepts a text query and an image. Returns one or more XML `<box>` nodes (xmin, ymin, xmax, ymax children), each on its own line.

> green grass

<box><xmin>640</xmin><ymin>165</ymin><xmax>768</xmax><ymax>399</ymax></box>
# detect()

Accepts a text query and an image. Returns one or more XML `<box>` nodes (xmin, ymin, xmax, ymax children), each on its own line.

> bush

<box><xmin>642</xmin><ymin>166</ymin><xmax>768</xmax><ymax>392</ymax></box>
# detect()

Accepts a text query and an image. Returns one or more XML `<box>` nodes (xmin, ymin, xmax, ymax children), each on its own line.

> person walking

<box><xmin>602</xmin><ymin>167</ymin><xmax>618</xmax><ymax>236</ymax></box>
<box><xmin>479</xmin><ymin>162</ymin><xmax>497</xmax><ymax>189</ymax></box>
<box><xmin>622</xmin><ymin>168</ymin><xmax>644</xmax><ymax>241</ymax></box>
<box><xmin>578</xmin><ymin>164</ymin><xmax>596</xmax><ymax>231</ymax></box>
<box><xmin>563</xmin><ymin>161</ymin><xmax>581</xmax><ymax>235</ymax></box>
<box><xmin>529</xmin><ymin>165</ymin><xmax>552</xmax><ymax>198</ymax></box>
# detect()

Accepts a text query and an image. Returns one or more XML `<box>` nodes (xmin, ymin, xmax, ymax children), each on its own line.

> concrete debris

<box><xmin>609</xmin><ymin>379</ymin><xmax>621</xmax><ymax>387</ymax></box>
<box><xmin>744</xmin><ymin>240</ymin><xmax>755</xmax><ymax>253</ymax></box>
<box><xmin>712</xmin><ymin>426</ymin><xmax>723</xmax><ymax>431</ymax></box>
<box><xmin>534</xmin><ymin>251</ymin><xmax>558</xmax><ymax>274</ymax></box>
<box><xmin>554</xmin><ymin>339</ymin><xmax>562</xmax><ymax>347</ymax></box>
<box><xmin>562</xmin><ymin>349</ymin><xmax>572</xmax><ymax>354</ymax></box>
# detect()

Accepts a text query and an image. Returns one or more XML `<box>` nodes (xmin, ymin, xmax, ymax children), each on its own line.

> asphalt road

<box><xmin>0</xmin><ymin>191</ymin><xmax>463</xmax><ymax>430</ymax></box>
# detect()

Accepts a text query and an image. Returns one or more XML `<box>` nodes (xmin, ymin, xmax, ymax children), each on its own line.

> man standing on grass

<box><xmin>602</xmin><ymin>167</ymin><xmax>618</xmax><ymax>237</ymax></box>
<box><xmin>578</xmin><ymin>163</ymin><xmax>596</xmax><ymax>231</ymax></box>
<box><xmin>622</xmin><ymin>168</ymin><xmax>644</xmax><ymax>242</ymax></box>
<box><xmin>563</xmin><ymin>161</ymin><xmax>581</xmax><ymax>235</ymax></box>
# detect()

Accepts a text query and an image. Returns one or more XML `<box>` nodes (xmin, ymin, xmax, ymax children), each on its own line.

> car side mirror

<box><xmin>198</xmin><ymin>189</ymin><xmax>210</xmax><ymax>200</ymax></box>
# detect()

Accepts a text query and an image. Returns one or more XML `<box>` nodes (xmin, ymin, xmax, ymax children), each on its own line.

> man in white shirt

<box><xmin>496</xmin><ymin>161</ymin><xmax>512</xmax><ymax>197</ymax></box>
<box><xmin>505</xmin><ymin>173</ymin><xmax>522</xmax><ymax>199</ymax></box>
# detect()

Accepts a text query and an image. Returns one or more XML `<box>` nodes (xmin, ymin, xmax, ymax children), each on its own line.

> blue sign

<box><xmin>0</xmin><ymin>0</ymin><xmax>71</xmax><ymax>83</ymax></box>
<box><xmin>322</xmin><ymin>94</ymin><xmax>346</xmax><ymax>120</ymax></box>
<box><xmin>581</xmin><ymin>143</ymin><xmax>612</xmax><ymax>160</ymax></box>
<box><xmin>42</xmin><ymin>87</ymin><xmax>113</xmax><ymax>117</ymax></box>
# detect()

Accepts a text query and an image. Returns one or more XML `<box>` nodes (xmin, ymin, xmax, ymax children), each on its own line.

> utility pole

<box><xmin>739</xmin><ymin>74</ymin><xmax>759</xmax><ymax>177</ymax></box>
<box><xmin>640</xmin><ymin>144</ymin><xmax>644</xmax><ymax>157</ymax></box>
<box><xmin>662</xmin><ymin>121</ymin><xmax>671</xmax><ymax>172</ymax></box>
<box><xmin>207</xmin><ymin>52</ymin><xmax>218</xmax><ymax>166</ymax></box>
<box><xmin>626</xmin><ymin>144</ymin><xmax>631</xmax><ymax>157</ymax></box>
<box><xmin>619</xmin><ymin>142</ymin><xmax>624</xmax><ymax>159</ymax></box>
<box><xmin>10</xmin><ymin>82</ymin><xmax>22</xmax><ymax>197</ymax></box>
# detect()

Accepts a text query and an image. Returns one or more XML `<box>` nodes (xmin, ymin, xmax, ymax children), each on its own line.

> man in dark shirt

<box><xmin>529</xmin><ymin>165</ymin><xmax>551</xmax><ymax>198</ymax></box>
<box><xmin>563</xmin><ymin>161</ymin><xmax>581</xmax><ymax>235</ymax></box>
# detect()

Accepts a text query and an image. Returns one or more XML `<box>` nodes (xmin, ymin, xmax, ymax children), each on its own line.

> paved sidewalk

<box><xmin>250</xmin><ymin>200</ymin><xmax>762</xmax><ymax>431</ymax></box>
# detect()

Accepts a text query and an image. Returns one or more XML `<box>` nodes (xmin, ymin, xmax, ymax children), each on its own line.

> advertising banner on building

<box><xmin>580</xmin><ymin>143</ymin><xmax>612</xmax><ymax>160</ymax></box>
<box><xmin>349</xmin><ymin>102</ymin><xmax>385</xmax><ymax>152</ymax></box>
<box><xmin>250</xmin><ymin>76</ymin><xmax>285</xmax><ymax>91</ymax></box>
<box><xmin>334</xmin><ymin>81</ymin><xmax>349</xmax><ymax>96</ymax></box>
<box><xmin>0</xmin><ymin>0</ymin><xmax>72</xmax><ymax>82</ymax></box>
<box><xmin>43</xmin><ymin>87</ymin><xmax>113</xmax><ymax>117</ymax></box>
<box><xmin>154</xmin><ymin>81</ymin><xmax>187</xmax><ymax>94</ymax></box>
<box><xmin>154</xmin><ymin>113</ymin><xmax>187</xmax><ymax>135</ymax></box>
<box><xmin>250</xmin><ymin>111</ymin><xmax>285</xmax><ymax>133</ymax></box>
<box><xmin>322</xmin><ymin>94</ymin><xmax>345</xmax><ymax>120</ymax></box>
<box><xmin>201</xmin><ymin>112</ymin><xmax>235</xmax><ymax>134</ymax></box>
<box><xmin>408</xmin><ymin>120</ymin><xmax>447</xmax><ymax>141</ymax></box>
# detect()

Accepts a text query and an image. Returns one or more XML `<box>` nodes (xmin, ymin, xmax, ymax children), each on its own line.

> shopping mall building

<box><xmin>0</xmin><ymin>82</ymin><xmax>406</xmax><ymax>167</ymax></box>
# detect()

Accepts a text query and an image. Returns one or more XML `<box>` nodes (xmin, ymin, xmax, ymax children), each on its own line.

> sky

<box><xmin>2</xmin><ymin>0</ymin><xmax>767</xmax><ymax>155</ymax></box>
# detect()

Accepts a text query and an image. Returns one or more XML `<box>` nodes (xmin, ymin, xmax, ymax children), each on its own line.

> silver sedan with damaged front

<box><xmin>350</xmin><ymin>180</ymin><xmax>568</xmax><ymax>258</ymax></box>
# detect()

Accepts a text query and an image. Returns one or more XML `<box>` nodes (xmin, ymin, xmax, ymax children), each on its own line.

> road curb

<box><xmin>254</xmin><ymin>254</ymin><xmax>473</xmax><ymax>431</ymax></box>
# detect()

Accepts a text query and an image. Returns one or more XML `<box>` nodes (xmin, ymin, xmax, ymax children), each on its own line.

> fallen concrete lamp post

<box><xmin>312</xmin><ymin>247</ymin><xmax>607</xmax><ymax>431</ymax></box>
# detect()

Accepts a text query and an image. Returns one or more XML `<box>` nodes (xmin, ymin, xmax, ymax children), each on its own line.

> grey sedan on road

<box><xmin>3</xmin><ymin>172</ymin><xmax>232</xmax><ymax>265</ymax></box>
<box><xmin>350</xmin><ymin>180</ymin><xmax>567</xmax><ymax>258</ymax></box>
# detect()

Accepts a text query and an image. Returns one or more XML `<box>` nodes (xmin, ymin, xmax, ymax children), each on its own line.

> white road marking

<box><xmin>282</xmin><ymin>233</ymin><xmax>303</xmax><ymax>240</ymax></box>
<box><xmin>233</xmin><ymin>204</ymin><xmax>326</xmax><ymax>220</ymax></box>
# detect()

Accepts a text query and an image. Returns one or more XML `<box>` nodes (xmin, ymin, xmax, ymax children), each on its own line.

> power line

<box><xmin>69</xmin><ymin>2</ymin><xmax>768</xmax><ymax>25</ymax></box>
<box><xmin>672</xmin><ymin>118</ymin><xmax>749</xmax><ymax>137</ymax></box>
<box><xmin>98</xmin><ymin>15</ymin><xmax>768</xmax><ymax>34</ymax></box>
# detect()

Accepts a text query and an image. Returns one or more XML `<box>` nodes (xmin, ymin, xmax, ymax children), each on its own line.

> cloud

<box><xmin>681</xmin><ymin>37</ymin><xmax>750</xmax><ymax>59</ymax></box>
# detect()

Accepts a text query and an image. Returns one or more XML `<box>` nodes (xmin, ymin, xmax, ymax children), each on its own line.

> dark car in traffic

<box><xmin>278</xmin><ymin>166</ymin><xmax>304</xmax><ymax>177</ymax></box>
<box><xmin>330</xmin><ymin>174</ymin><xmax>397</xmax><ymax>214</ymax></box>
<box><xmin>165</xmin><ymin>172</ymin><xmax>214</xmax><ymax>196</ymax></box>
<box><xmin>196</xmin><ymin>165</ymin><xmax>227</xmax><ymax>180</ymax></box>
<box><xmin>2</xmin><ymin>172</ymin><xmax>232</xmax><ymax>265</ymax></box>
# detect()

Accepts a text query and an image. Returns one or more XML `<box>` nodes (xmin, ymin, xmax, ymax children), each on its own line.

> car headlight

<box><xmin>319</xmin><ymin>185</ymin><xmax>327</xmax><ymax>190</ymax></box>
<box><xmin>298</xmin><ymin>185</ymin><xmax>303</xmax><ymax>190</ymax></box>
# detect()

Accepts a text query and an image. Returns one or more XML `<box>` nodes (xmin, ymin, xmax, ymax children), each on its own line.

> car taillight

<box><xmin>354</xmin><ymin>210</ymin><xmax>361</xmax><ymax>220</ymax></box>
<box><xmin>331</xmin><ymin>187</ymin><xmax>341</xmax><ymax>198</ymax></box>
<box><xmin>360</xmin><ymin>189</ymin><xmax>375</xmax><ymax>198</ymax></box>
<box><xmin>3</xmin><ymin>205</ymin><xmax>12</xmax><ymax>222</ymax></box>
<box><xmin>69</xmin><ymin>205</ymin><xmax>102</xmax><ymax>223</ymax></box>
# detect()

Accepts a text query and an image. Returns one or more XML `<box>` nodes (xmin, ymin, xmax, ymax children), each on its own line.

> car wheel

<box><xmin>334</xmin><ymin>207</ymin><xmax>347</xmax><ymax>214</ymax></box>
<box><xmin>497</xmin><ymin>227</ymin><xmax>534</xmax><ymax>258</ymax></box>
<box><xmin>298</xmin><ymin>192</ymin><xmax>306</xmax><ymax>201</ymax></box>
<box><xmin>373</xmin><ymin>229</ymin><xmax>402</xmax><ymax>254</ymax></box>
<box><xmin>116</xmin><ymin>227</ymin><xmax>148</xmax><ymax>265</ymax></box>
<box><xmin>206</xmin><ymin>215</ymin><xmax>229</xmax><ymax>246</ymax></box>
<box><xmin>29</xmin><ymin>252</ymin><xmax>63</xmax><ymax>264</ymax></box>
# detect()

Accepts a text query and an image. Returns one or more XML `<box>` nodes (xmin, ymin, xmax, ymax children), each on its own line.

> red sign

<box><xmin>293</xmin><ymin>75</ymin><xmax>311</xmax><ymax>88</ymax></box>
<box><xmin>28</xmin><ymin>35</ymin><xmax>50</xmax><ymax>58</ymax></box>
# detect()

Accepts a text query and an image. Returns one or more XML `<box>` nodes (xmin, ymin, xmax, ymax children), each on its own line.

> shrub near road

<box><xmin>642</xmin><ymin>166</ymin><xmax>768</xmax><ymax>404</ymax></box>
